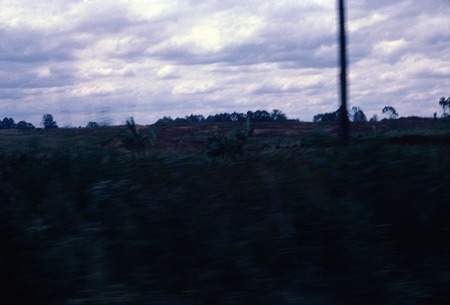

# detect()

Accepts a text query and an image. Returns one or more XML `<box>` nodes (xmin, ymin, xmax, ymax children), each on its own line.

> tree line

<box><xmin>313</xmin><ymin>106</ymin><xmax>399</xmax><ymax>123</ymax></box>
<box><xmin>0</xmin><ymin>117</ymin><xmax>35</xmax><ymax>129</ymax></box>
<box><xmin>155</xmin><ymin>109</ymin><xmax>292</xmax><ymax>124</ymax></box>
<box><xmin>314</xmin><ymin>97</ymin><xmax>450</xmax><ymax>123</ymax></box>
<box><xmin>3</xmin><ymin>96</ymin><xmax>448</xmax><ymax>129</ymax></box>
<box><xmin>0</xmin><ymin>114</ymin><xmax>59</xmax><ymax>130</ymax></box>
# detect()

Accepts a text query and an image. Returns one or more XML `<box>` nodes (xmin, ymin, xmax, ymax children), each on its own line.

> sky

<box><xmin>1</xmin><ymin>0</ymin><xmax>449</xmax><ymax>127</ymax></box>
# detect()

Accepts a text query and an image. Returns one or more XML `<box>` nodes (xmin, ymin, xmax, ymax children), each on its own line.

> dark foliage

<box><xmin>0</xmin><ymin>117</ymin><xmax>16</xmax><ymax>129</ymax></box>
<box><xmin>206</xmin><ymin>120</ymin><xmax>254</xmax><ymax>158</ymax></box>
<box><xmin>0</xmin><ymin>128</ymin><xmax>448</xmax><ymax>305</ymax></box>
<box><xmin>314</xmin><ymin>106</ymin><xmax>367</xmax><ymax>123</ymax></box>
<box><xmin>0</xmin><ymin>117</ymin><xmax>34</xmax><ymax>129</ymax></box>
<box><xmin>86</xmin><ymin>121</ymin><xmax>99</xmax><ymax>128</ymax></box>
<box><xmin>369</xmin><ymin>115</ymin><xmax>378</xmax><ymax>122</ymax></box>
<box><xmin>155</xmin><ymin>116</ymin><xmax>174</xmax><ymax>124</ymax></box>
<box><xmin>42</xmin><ymin>114</ymin><xmax>58</xmax><ymax>129</ymax></box>
<box><xmin>439</xmin><ymin>96</ymin><xmax>450</xmax><ymax>118</ymax></box>
<box><xmin>118</xmin><ymin>117</ymin><xmax>157</xmax><ymax>154</ymax></box>
<box><xmin>156</xmin><ymin>109</ymin><xmax>290</xmax><ymax>124</ymax></box>
<box><xmin>16</xmin><ymin>120</ymin><xmax>35</xmax><ymax>129</ymax></box>
<box><xmin>382</xmin><ymin>106</ymin><xmax>399</xmax><ymax>120</ymax></box>
<box><xmin>351</xmin><ymin>106</ymin><xmax>367</xmax><ymax>122</ymax></box>
<box><xmin>313</xmin><ymin>110</ymin><xmax>340</xmax><ymax>123</ymax></box>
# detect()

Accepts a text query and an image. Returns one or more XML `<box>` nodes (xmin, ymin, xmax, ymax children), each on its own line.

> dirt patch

<box><xmin>100</xmin><ymin>119</ymin><xmax>449</xmax><ymax>151</ymax></box>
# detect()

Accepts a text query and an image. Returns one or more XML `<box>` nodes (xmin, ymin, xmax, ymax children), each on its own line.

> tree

<box><xmin>155</xmin><ymin>109</ymin><xmax>291</xmax><ymax>124</ymax></box>
<box><xmin>42</xmin><ymin>114</ymin><xmax>58</xmax><ymax>129</ymax></box>
<box><xmin>245</xmin><ymin>111</ymin><xmax>254</xmax><ymax>122</ymax></box>
<box><xmin>230</xmin><ymin>112</ymin><xmax>246</xmax><ymax>122</ymax></box>
<box><xmin>174</xmin><ymin>117</ymin><xmax>187</xmax><ymax>123</ymax></box>
<box><xmin>313</xmin><ymin>110</ymin><xmax>339</xmax><ymax>123</ymax></box>
<box><xmin>0</xmin><ymin>117</ymin><xmax>16</xmax><ymax>129</ymax></box>
<box><xmin>119</xmin><ymin>117</ymin><xmax>156</xmax><ymax>154</ymax></box>
<box><xmin>252</xmin><ymin>110</ymin><xmax>271</xmax><ymax>122</ymax></box>
<box><xmin>382</xmin><ymin>106</ymin><xmax>398</xmax><ymax>120</ymax></box>
<box><xmin>185</xmin><ymin>114</ymin><xmax>205</xmax><ymax>123</ymax></box>
<box><xmin>271</xmin><ymin>109</ymin><xmax>287</xmax><ymax>121</ymax></box>
<box><xmin>439</xmin><ymin>96</ymin><xmax>449</xmax><ymax>118</ymax></box>
<box><xmin>17</xmin><ymin>121</ymin><xmax>35</xmax><ymax>129</ymax></box>
<box><xmin>86</xmin><ymin>121</ymin><xmax>99</xmax><ymax>128</ymax></box>
<box><xmin>155</xmin><ymin>116</ymin><xmax>173</xmax><ymax>124</ymax></box>
<box><xmin>351</xmin><ymin>107</ymin><xmax>367</xmax><ymax>122</ymax></box>
<box><xmin>212</xmin><ymin>113</ymin><xmax>231</xmax><ymax>122</ymax></box>
<box><xmin>369</xmin><ymin>115</ymin><xmax>378</xmax><ymax>122</ymax></box>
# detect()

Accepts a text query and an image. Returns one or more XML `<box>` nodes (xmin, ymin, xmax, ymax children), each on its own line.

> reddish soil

<box><xmin>145</xmin><ymin>118</ymin><xmax>449</xmax><ymax>150</ymax></box>
<box><xmin>150</xmin><ymin>122</ymin><xmax>317</xmax><ymax>150</ymax></box>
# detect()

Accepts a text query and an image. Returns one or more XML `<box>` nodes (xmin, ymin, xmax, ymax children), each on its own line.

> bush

<box><xmin>206</xmin><ymin>120</ymin><xmax>254</xmax><ymax>158</ymax></box>
<box><xmin>119</xmin><ymin>117</ymin><xmax>157</xmax><ymax>154</ymax></box>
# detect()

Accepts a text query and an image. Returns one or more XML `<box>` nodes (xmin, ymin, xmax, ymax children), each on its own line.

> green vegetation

<box><xmin>118</xmin><ymin>117</ymin><xmax>157</xmax><ymax>154</ymax></box>
<box><xmin>206</xmin><ymin>120</ymin><xmax>254</xmax><ymax>158</ymax></box>
<box><xmin>155</xmin><ymin>109</ymin><xmax>291</xmax><ymax>124</ymax></box>
<box><xmin>0</xmin><ymin>118</ymin><xmax>449</xmax><ymax>304</ymax></box>
<box><xmin>42</xmin><ymin>113</ymin><xmax>58</xmax><ymax>129</ymax></box>
<box><xmin>0</xmin><ymin>117</ymin><xmax>34</xmax><ymax>129</ymax></box>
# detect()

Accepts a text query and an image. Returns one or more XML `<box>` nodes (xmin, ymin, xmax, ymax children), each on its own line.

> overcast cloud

<box><xmin>1</xmin><ymin>0</ymin><xmax>449</xmax><ymax>126</ymax></box>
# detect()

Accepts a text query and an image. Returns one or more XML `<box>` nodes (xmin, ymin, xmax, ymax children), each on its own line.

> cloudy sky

<box><xmin>1</xmin><ymin>0</ymin><xmax>449</xmax><ymax>126</ymax></box>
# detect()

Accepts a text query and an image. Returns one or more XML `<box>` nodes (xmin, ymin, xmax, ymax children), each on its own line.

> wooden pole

<box><xmin>338</xmin><ymin>0</ymin><xmax>350</xmax><ymax>145</ymax></box>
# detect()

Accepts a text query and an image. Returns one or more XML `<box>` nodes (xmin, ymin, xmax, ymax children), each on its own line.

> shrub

<box><xmin>119</xmin><ymin>117</ymin><xmax>157</xmax><ymax>154</ymax></box>
<box><xmin>206</xmin><ymin>120</ymin><xmax>254</xmax><ymax>158</ymax></box>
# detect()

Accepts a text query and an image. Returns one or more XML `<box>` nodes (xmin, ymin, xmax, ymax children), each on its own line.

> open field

<box><xmin>1</xmin><ymin>118</ymin><xmax>449</xmax><ymax>304</ymax></box>
<box><xmin>1</xmin><ymin>118</ymin><xmax>449</xmax><ymax>153</ymax></box>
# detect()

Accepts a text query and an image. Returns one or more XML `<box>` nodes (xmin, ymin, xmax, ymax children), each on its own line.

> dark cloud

<box><xmin>0</xmin><ymin>29</ymin><xmax>79</xmax><ymax>63</ymax></box>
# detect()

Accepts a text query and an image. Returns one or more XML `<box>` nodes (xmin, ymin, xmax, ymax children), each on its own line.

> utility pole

<box><xmin>338</xmin><ymin>0</ymin><xmax>350</xmax><ymax>145</ymax></box>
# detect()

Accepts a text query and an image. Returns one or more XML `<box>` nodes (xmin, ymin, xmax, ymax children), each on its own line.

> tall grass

<box><xmin>0</xmin><ymin>137</ymin><xmax>448</xmax><ymax>304</ymax></box>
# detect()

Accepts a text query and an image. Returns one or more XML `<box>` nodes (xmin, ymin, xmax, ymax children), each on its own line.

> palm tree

<box><xmin>120</xmin><ymin>117</ymin><xmax>156</xmax><ymax>154</ymax></box>
<box><xmin>439</xmin><ymin>96</ymin><xmax>449</xmax><ymax>118</ymax></box>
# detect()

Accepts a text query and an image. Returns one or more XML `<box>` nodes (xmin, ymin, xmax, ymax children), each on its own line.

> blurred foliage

<box><xmin>118</xmin><ymin>117</ymin><xmax>157</xmax><ymax>154</ymax></box>
<box><xmin>206</xmin><ymin>120</ymin><xmax>254</xmax><ymax>158</ymax></box>
<box><xmin>0</xmin><ymin>121</ymin><xmax>449</xmax><ymax>305</ymax></box>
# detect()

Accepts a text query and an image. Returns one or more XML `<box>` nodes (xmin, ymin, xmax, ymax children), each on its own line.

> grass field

<box><xmin>1</xmin><ymin>118</ymin><xmax>449</xmax><ymax>304</ymax></box>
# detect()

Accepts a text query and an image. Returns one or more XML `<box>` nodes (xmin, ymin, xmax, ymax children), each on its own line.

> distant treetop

<box><xmin>42</xmin><ymin>114</ymin><xmax>58</xmax><ymax>129</ymax></box>
<box><xmin>86</xmin><ymin>121</ymin><xmax>100</xmax><ymax>128</ymax></box>
<box><xmin>313</xmin><ymin>106</ymin><xmax>367</xmax><ymax>123</ymax></box>
<box><xmin>439</xmin><ymin>96</ymin><xmax>450</xmax><ymax>118</ymax></box>
<box><xmin>382</xmin><ymin>106</ymin><xmax>399</xmax><ymax>120</ymax></box>
<box><xmin>155</xmin><ymin>109</ymin><xmax>293</xmax><ymax>124</ymax></box>
<box><xmin>0</xmin><ymin>117</ymin><xmax>34</xmax><ymax>129</ymax></box>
